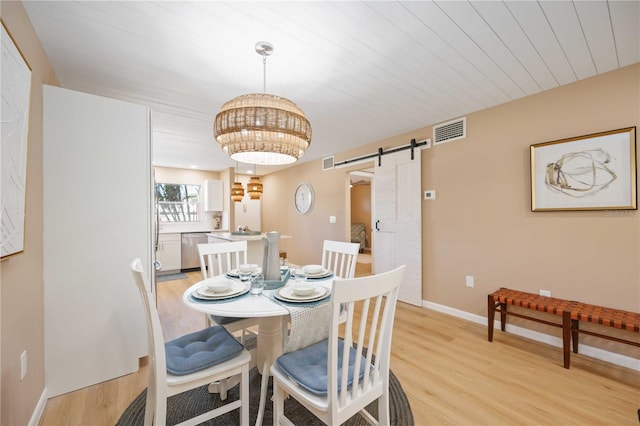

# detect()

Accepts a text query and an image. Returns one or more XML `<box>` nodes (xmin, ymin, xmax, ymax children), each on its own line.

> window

<box><xmin>156</xmin><ymin>183</ymin><xmax>200</xmax><ymax>222</ymax></box>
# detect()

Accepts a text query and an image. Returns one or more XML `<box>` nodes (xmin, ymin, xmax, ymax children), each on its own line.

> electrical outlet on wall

<box><xmin>465</xmin><ymin>275</ymin><xmax>474</xmax><ymax>288</ymax></box>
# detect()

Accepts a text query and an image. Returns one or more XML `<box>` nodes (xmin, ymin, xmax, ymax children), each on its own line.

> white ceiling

<box><xmin>23</xmin><ymin>1</ymin><xmax>640</xmax><ymax>175</ymax></box>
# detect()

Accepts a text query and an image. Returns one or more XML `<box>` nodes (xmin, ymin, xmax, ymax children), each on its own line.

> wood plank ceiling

<box><xmin>22</xmin><ymin>1</ymin><xmax>640</xmax><ymax>173</ymax></box>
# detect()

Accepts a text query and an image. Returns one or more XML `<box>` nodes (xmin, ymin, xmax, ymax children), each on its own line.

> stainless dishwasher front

<box><xmin>181</xmin><ymin>232</ymin><xmax>209</xmax><ymax>271</ymax></box>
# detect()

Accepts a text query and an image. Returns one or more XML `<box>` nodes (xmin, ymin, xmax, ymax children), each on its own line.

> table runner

<box><xmin>266</xmin><ymin>279</ymin><xmax>333</xmax><ymax>353</ymax></box>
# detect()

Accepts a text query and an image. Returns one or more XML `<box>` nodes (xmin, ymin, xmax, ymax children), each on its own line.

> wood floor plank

<box><xmin>39</xmin><ymin>265</ymin><xmax>640</xmax><ymax>425</ymax></box>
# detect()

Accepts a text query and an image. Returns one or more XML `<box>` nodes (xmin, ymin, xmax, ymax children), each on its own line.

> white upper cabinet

<box><xmin>203</xmin><ymin>179</ymin><xmax>224</xmax><ymax>212</ymax></box>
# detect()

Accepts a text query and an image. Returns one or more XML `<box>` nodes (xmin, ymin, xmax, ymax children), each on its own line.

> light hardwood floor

<box><xmin>40</xmin><ymin>263</ymin><xmax>640</xmax><ymax>425</ymax></box>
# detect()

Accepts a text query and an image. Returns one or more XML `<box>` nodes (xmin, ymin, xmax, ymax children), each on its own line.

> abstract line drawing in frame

<box><xmin>530</xmin><ymin>127</ymin><xmax>637</xmax><ymax>212</ymax></box>
<box><xmin>1</xmin><ymin>20</ymin><xmax>32</xmax><ymax>257</ymax></box>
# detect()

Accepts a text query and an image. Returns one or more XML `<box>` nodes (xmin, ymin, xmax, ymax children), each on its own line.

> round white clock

<box><xmin>294</xmin><ymin>183</ymin><xmax>314</xmax><ymax>215</ymax></box>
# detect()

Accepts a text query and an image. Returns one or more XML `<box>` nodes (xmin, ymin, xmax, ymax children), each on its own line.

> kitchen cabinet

<box><xmin>157</xmin><ymin>233</ymin><xmax>182</xmax><ymax>274</ymax></box>
<box><xmin>203</xmin><ymin>179</ymin><xmax>224</xmax><ymax>212</ymax></box>
<box><xmin>43</xmin><ymin>85</ymin><xmax>153</xmax><ymax>397</ymax></box>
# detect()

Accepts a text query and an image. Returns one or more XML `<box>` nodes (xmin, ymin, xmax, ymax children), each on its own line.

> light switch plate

<box><xmin>424</xmin><ymin>190</ymin><xmax>436</xmax><ymax>200</ymax></box>
<box><xmin>329</xmin><ymin>216</ymin><xmax>337</xmax><ymax>224</ymax></box>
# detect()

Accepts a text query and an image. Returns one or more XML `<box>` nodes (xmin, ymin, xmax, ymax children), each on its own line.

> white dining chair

<box><xmin>130</xmin><ymin>258</ymin><xmax>250</xmax><ymax>426</ymax></box>
<box><xmin>271</xmin><ymin>265</ymin><xmax>406</xmax><ymax>426</ymax></box>
<box><xmin>197</xmin><ymin>241</ymin><xmax>259</xmax><ymax>343</ymax></box>
<box><xmin>321</xmin><ymin>240</ymin><xmax>360</xmax><ymax>279</ymax></box>
<box><xmin>321</xmin><ymin>240</ymin><xmax>360</xmax><ymax>325</ymax></box>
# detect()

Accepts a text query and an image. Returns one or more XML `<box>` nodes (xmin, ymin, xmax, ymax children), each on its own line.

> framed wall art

<box><xmin>530</xmin><ymin>127</ymin><xmax>637</xmax><ymax>211</ymax></box>
<box><xmin>1</xmin><ymin>20</ymin><xmax>32</xmax><ymax>257</ymax></box>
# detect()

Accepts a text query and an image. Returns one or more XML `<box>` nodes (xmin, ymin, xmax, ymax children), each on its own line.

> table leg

<box><xmin>255</xmin><ymin>316</ymin><xmax>284</xmax><ymax>426</ymax></box>
<box><xmin>257</xmin><ymin>316</ymin><xmax>283</xmax><ymax>374</ymax></box>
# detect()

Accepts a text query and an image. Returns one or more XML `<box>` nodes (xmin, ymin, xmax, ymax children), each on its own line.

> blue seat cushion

<box><xmin>165</xmin><ymin>325</ymin><xmax>244</xmax><ymax>376</ymax></box>
<box><xmin>209</xmin><ymin>315</ymin><xmax>249</xmax><ymax>325</ymax></box>
<box><xmin>275</xmin><ymin>338</ymin><xmax>368</xmax><ymax>396</ymax></box>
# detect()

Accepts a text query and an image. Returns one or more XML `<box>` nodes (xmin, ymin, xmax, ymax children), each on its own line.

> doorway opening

<box><xmin>349</xmin><ymin>169</ymin><xmax>373</xmax><ymax>257</ymax></box>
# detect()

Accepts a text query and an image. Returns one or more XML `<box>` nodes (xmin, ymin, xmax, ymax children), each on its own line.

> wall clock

<box><xmin>294</xmin><ymin>183</ymin><xmax>314</xmax><ymax>215</ymax></box>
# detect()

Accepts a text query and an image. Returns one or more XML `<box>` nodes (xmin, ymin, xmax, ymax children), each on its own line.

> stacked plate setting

<box><xmin>192</xmin><ymin>277</ymin><xmax>250</xmax><ymax>300</ymax></box>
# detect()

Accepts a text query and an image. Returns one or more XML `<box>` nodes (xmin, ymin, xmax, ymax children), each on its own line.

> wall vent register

<box><xmin>433</xmin><ymin>117</ymin><xmax>466</xmax><ymax>145</ymax></box>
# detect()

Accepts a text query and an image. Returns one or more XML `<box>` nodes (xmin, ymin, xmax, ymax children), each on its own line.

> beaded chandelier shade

<box><xmin>214</xmin><ymin>42</ymin><xmax>312</xmax><ymax>165</ymax></box>
<box><xmin>248</xmin><ymin>176</ymin><xmax>263</xmax><ymax>200</ymax></box>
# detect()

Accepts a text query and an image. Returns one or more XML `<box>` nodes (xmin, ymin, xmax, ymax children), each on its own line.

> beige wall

<box><xmin>0</xmin><ymin>2</ymin><xmax>60</xmax><ymax>424</ymax></box>
<box><xmin>263</xmin><ymin>64</ymin><xmax>639</xmax><ymax>358</ymax></box>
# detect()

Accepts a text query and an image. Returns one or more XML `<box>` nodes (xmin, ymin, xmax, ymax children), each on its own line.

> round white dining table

<box><xmin>182</xmin><ymin>275</ymin><xmax>334</xmax><ymax>426</ymax></box>
<box><xmin>182</xmin><ymin>279</ymin><xmax>290</xmax><ymax>373</ymax></box>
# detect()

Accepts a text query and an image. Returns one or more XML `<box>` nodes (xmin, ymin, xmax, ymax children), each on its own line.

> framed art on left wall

<box><xmin>1</xmin><ymin>20</ymin><xmax>32</xmax><ymax>257</ymax></box>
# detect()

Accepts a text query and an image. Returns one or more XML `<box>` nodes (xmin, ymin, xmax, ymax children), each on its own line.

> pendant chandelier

<box><xmin>248</xmin><ymin>165</ymin><xmax>263</xmax><ymax>199</ymax></box>
<box><xmin>214</xmin><ymin>41</ymin><xmax>312</xmax><ymax>165</ymax></box>
<box><xmin>231</xmin><ymin>162</ymin><xmax>244</xmax><ymax>202</ymax></box>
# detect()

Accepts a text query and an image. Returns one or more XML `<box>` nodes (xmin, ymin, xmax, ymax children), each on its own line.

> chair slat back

<box><xmin>328</xmin><ymin>265</ymin><xmax>405</xmax><ymax>411</ymax></box>
<box><xmin>197</xmin><ymin>241</ymin><xmax>248</xmax><ymax>279</ymax></box>
<box><xmin>130</xmin><ymin>258</ymin><xmax>168</xmax><ymax>388</ymax></box>
<box><xmin>321</xmin><ymin>240</ymin><xmax>360</xmax><ymax>279</ymax></box>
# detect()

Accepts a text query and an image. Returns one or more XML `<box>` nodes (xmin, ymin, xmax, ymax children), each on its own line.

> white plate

<box><xmin>200</xmin><ymin>276</ymin><xmax>235</xmax><ymax>292</ymax></box>
<box><xmin>274</xmin><ymin>286</ymin><xmax>330</xmax><ymax>303</ymax></box>
<box><xmin>193</xmin><ymin>281</ymin><xmax>249</xmax><ymax>300</ymax></box>
<box><xmin>226</xmin><ymin>267</ymin><xmax>262</xmax><ymax>278</ymax></box>
<box><xmin>291</xmin><ymin>268</ymin><xmax>332</xmax><ymax>279</ymax></box>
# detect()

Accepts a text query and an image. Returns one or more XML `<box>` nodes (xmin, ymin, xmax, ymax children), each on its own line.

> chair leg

<box><xmin>155</xmin><ymin>397</ymin><xmax>167</xmax><ymax>426</ymax></box>
<box><xmin>273</xmin><ymin>378</ymin><xmax>285</xmax><ymax>426</ymax></box>
<box><xmin>255</xmin><ymin>361</ymin><xmax>270</xmax><ymax>426</ymax></box>
<box><xmin>143</xmin><ymin>375</ymin><xmax>155</xmax><ymax>426</ymax></box>
<box><xmin>240</xmin><ymin>363</ymin><xmax>249</xmax><ymax>426</ymax></box>
<box><xmin>378</xmin><ymin>390</ymin><xmax>390</xmax><ymax>426</ymax></box>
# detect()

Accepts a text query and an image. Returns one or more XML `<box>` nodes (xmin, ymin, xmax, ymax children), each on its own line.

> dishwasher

<box><xmin>181</xmin><ymin>232</ymin><xmax>209</xmax><ymax>271</ymax></box>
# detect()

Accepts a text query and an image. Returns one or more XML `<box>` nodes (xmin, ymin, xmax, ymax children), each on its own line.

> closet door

<box><xmin>43</xmin><ymin>85</ymin><xmax>153</xmax><ymax>397</ymax></box>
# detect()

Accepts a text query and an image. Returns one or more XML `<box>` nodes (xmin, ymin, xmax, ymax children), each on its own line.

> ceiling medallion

<box><xmin>214</xmin><ymin>41</ymin><xmax>312</xmax><ymax>165</ymax></box>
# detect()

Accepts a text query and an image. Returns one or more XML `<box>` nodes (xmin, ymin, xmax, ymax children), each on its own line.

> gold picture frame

<box><xmin>530</xmin><ymin>127</ymin><xmax>637</xmax><ymax>211</ymax></box>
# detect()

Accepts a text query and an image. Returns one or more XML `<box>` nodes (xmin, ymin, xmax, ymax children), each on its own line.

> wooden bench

<box><xmin>488</xmin><ymin>287</ymin><xmax>640</xmax><ymax>369</ymax></box>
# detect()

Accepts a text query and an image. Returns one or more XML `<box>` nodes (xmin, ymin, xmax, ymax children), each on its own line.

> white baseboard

<box><xmin>423</xmin><ymin>300</ymin><xmax>640</xmax><ymax>372</ymax></box>
<box><xmin>29</xmin><ymin>387</ymin><xmax>48</xmax><ymax>426</ymax></box>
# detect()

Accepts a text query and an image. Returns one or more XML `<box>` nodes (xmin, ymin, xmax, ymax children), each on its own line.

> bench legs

<box><xmin>487</xmin><ymin>296</ymin><xmax>506</xmax><ymax>342</ymax></box>
<box><xmin>488</xmin><ymin>294</ymin><xmax>572</xmax><ymax>369</ymax></box>
<box><xmin>562</xmin><ymin>311</ymin><xmax>571</xmax><ymax>369</ymax></box>
<box><xmin>571</xmin><ymin>319</ymin><xmax>580</xmax><ymax>354</ymax></box>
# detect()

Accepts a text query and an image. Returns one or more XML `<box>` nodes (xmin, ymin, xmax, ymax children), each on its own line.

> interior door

<box><xmin>372</xmin><ymin>150</ymin><xmax>422</xmax><ymax>306</ymax></box>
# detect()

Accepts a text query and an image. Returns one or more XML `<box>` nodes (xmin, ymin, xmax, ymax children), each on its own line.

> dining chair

<box><xmin>130</xmin><ymin>258</ymin><xmax>250</xmax><ymax>426</ymax></box>
<box><xmin>321</xmin><ymin>240</ymin><xmax>360</xmax><ymax>325</ymax></box>
<box><xmin>321</xmin><ymin>240</ymin><xmax>360</xmax><ymax>279</ymax></box>
<box><xmin>197</xmin><ymin>241</ymin><xmax>259</xmax><ymax>343</ymax></box>
<box><xmin>270</xmin><ymin>265</ymin><xmax>406</xmax><ymax>426</ymax></box>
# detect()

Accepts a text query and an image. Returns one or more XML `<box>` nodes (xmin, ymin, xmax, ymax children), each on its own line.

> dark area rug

<box><xmin>116</xmin><ymin>367</ymin><xmax>413</xmax><ymax>425</ymax></box>
<box><xmin>156</xmin><ymin>273</ymin><xmax>188</xmax><ymax>282</ymax></box>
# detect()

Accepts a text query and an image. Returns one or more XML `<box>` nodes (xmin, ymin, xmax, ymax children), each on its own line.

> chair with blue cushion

<box><xmin>270</xmin><ymin>265</ymin><xmax>406</xmax><ymax>426</ymax></box>
<box><xmin>130</xmin><ymin>258</ymin><xmax>250</xmax><ymax>426</ymax></box>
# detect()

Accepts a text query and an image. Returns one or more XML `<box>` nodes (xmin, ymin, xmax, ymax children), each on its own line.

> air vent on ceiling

<box><xmin>433</xmin><ymin>117</ymin><xmax>466</xmax><ymax>145</ymax></box>
<box><xmin>322</xmin><ymin>155</ymin><xmax>334</xmax><ymax>171</ymax></box>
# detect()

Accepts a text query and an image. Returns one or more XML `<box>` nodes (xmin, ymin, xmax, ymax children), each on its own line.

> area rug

<box><xmin>156</xmin><ymin>273</ymin><xmax>187</xmax><ymax>282</ymax></box>
<box><xmin>116</xmin><ymin>367</ymin><xmax>413</xmax><ymax>425</ymax></box>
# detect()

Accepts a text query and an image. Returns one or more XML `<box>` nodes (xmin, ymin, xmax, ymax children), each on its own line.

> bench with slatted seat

<box><xmin>569</xmin><ymin>302</ymin><xmax>640</xmax><ymax>362</ymax></box>
<box><xmin>488</xmin><ymin>287</ymin><xmax>640</xmax><ymax>369</ymax></box>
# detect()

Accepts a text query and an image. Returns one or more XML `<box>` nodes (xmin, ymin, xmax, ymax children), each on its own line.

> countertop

<box><xmin>159</xmin><ymin>229</ymin><xmax>228</xmax><ymax>234</ymax></box>
<box><xmin>207</xmin><ymin>232</ymin><xmax>292</xmax><ymax>242</ymax></box>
